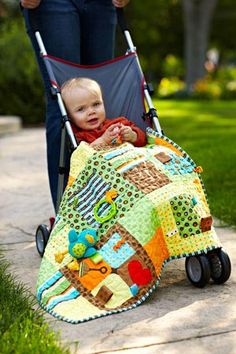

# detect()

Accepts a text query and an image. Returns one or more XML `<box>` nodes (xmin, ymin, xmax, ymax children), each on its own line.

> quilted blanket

<box><xmin>36</xmin><ymin>128</ymin><xmax>221</xmax><ymax>323</ymax></box>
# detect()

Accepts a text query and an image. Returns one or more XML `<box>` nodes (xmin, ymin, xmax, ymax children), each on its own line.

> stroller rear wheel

<box><xmin>208</xmin><ymin>249</ymin><xmax>231</xmax><ymax>284</ymax></box>
<box><xmin>185</xmin><ymin>254</ymin><xmax>211</xmax><ymax>288</ymax></box>
<box><xmin>35</xmin><ymin>224</ymin><xmax>50</xmax><ymax>257</ymax></box>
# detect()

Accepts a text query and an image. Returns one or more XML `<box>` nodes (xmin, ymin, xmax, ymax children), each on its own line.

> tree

<box><xmin>182</xmin><ymin>0</ymin><xmax>218</xmax><ymax>93</ymax></box>
<box><xmin>211</xmin><ymin>0</ymin><xmax>236</xmax><ymax>63</ymax></box>
<box><xmin>125</xmin><ymin>0</ymin><xmax>183</xmax><ymax>81</ymax></box>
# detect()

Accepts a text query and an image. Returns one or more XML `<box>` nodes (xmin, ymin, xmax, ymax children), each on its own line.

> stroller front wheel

<box><xmin>35</xmin><ymin>224</ymin><xmax>50</xmax><ymax>257</ymax></box>
<box><xmin>185</xmin><ymin>254</ymin><xmax>211</xmax><ymax>288</ymax></box>
<box><xmin>208</xmin><ymin>249</ymin><xmax>231</xmax><ymax>284</ymax></box>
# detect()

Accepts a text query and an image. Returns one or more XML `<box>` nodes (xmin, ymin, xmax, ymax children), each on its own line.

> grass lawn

<box><xmin>153</xmin><ymin>99</ymin><xmax>236</xmax><ymax>227</ymax></box>
<box><xmin>0</xmin><ymin>253</ymin><xmax>70</xmax><ymax>354</ymax></box>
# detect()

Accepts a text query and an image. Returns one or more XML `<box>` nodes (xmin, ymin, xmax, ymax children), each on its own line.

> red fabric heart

<box><xmin>128</xmin><ymin>260</ymin><xmax>152</xmax><ymax>286</ymax></box>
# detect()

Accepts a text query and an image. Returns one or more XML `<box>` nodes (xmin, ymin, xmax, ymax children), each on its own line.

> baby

<box><xmin>61</xmin><ymin>77</ymin><xmax>146</xmax><ymax>147</ymax></box>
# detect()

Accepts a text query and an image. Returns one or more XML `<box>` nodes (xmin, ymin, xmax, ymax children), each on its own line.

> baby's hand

<box><xmin>112</xmin><ymin>126</ymin><xmax>120</xmax><ymax>136</ymax></box>
<box><xmin>101</xmin><ymin>123</ymin><xmax>121</xmax><ymax>144</ymax></box>
<box><xmin>120</xmin><ymin>125</ymin><xmax>137</xmax><ymax>143</ymax></box>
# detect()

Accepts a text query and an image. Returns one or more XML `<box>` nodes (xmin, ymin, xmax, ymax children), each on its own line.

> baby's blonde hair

<box><xmin>61</xmin><ymin>77</ymin><xmax>102</xmax><ymax>100</ymax></box>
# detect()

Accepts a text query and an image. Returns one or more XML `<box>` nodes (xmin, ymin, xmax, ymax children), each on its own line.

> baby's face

<box><xmin>65</xmin><ymin>86</ymin><xmax>106</xmax><ymax>130</ymax></box>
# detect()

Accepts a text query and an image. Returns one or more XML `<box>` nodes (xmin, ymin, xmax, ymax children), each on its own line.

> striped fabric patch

<box><xmin>42</xmin><ymin>277</ymin><xmax>71</xmax><ymax>306</ymax></box>
<box><xmin>68</xmin><ymin>171</ymin><xmax>114</xmax><ymax>227</ymax></box>
<box><xmin>46</xmin><ymin>286</ymin><xmax>80</xmax><ymax>311</ymax></box>
<box><xmin>37</xmin><ymin>271</ymin><xmax>64</xmax><ymax>301</ymax></box>
<box><xmin>103</xmin><ymin>145</ymin><xmax>132</xmax><ymax>160</ymax></box>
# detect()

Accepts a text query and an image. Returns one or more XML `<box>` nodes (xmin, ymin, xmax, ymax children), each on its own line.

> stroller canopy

<box><xmin>45</xmin><ymin>52</ymin><xmax>147</xmax><ymax>131</ymax></box>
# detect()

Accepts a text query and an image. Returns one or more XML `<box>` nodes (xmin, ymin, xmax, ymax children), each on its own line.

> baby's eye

<box><xmin>93</xmin><ymin>101</ymin><xmax>101</xmax><ymax>107</ymax></box>
<box><xmin>77</xmin><ymin>106</ymin><xmax>85</xmax><ymax>112</ymax></box>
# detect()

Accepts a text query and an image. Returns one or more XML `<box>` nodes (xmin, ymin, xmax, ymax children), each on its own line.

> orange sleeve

<box><xmin>72</xmin><ymin>117</ymin><xmax>146</xmax><ymax>146</ymax></box>
<box><xmin>73</xmin><ymin>127</ymin><xmax>97</xmax><ymax>144</ymax></box>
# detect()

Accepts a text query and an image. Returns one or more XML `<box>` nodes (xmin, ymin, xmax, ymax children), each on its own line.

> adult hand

<box><xmin>112</xmin><ymin>0</ymin><xmax>130</xmax><ymax>8</ymax></box>
<box><xmin>20</xmin><ymin>0</ymin><xmax>41</xmax><ymax>9</ymax></box>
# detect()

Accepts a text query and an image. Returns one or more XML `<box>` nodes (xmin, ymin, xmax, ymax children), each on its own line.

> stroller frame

<box><xmin>32</xmin><ymin>9</ymin><xmax>231</xmax><ymax>291</ymax></box>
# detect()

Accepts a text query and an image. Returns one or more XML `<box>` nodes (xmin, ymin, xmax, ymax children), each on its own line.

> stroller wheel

<box><xmin>35</xmin><ymin>224</ymin><xmax>50</xmax><ymax>257</ymax></box>
<box><xmin>185</xmin><ymin>254</ymin><xmax>211</xmax><ymax>288</ymax></box>
<box><xmin>208</xmin><ymin>249</ymin><xmax>231</xmax><ymax>284</ymax></box>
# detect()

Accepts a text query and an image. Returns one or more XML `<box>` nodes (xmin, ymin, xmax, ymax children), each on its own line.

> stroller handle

<box><xmin>28</xmin><ymin>9</ymin><xmax>40</xmax><ymax>33</ymax></box>
<box><xmin>116</xmin><ymin>8</ymin><xmax>128</xmax><ymax>32</ymax></box>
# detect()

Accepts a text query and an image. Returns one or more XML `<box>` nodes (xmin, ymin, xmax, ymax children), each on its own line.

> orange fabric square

<box><xmin>76</xmin><ymin>258</ymin><xmax>112</xmax><ymax>291</ymax></box>
<box><xmin>144</xmin><ymin>227</ymin><xmax>169</xmax><ymax>276</ymax></box>
<box><xmin>154</xmin><ymin>138</ymin><xmax>183</xmax><ymax>156</ymax></box>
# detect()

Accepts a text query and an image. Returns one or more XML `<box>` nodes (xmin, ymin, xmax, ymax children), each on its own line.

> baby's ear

<box><xmin>68</xmin><ymin>229</ymin><xmax>78</xmax><ymax>242</ymax></box>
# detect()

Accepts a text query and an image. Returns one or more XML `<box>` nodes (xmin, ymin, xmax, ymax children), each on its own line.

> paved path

<box><xmin>0</xmin><ymin>128</ymin><xmax>235</xmax><ymax>354</ymax></box>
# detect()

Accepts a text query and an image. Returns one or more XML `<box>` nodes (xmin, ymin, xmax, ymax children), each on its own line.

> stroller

<box><xmin>33</xmin><ymin>9</ymin><xmax>231</xmax><ymax>323</ymax></box>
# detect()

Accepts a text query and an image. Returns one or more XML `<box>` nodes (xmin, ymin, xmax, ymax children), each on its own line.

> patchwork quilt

<box><xmin>36</xmin><ymin>128</ymin><xmax>221</xmax><ymax>323</ymax></box>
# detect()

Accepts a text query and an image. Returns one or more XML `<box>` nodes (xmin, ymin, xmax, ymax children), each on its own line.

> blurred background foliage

<box><xmin>0</xmin><ymin>1</ymin><xmax>44</xmax><ymax>123</ymax></box>
<box><xmin>0</xmin><ymin>0</ymin><xmax>236</xmax><ymax>124</ymax></box>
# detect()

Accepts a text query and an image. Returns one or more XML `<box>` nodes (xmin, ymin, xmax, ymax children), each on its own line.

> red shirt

<box><xmin>73</xmin><ymin>117</ymin><xmax>146</xmax><ymax>147</ymax></box>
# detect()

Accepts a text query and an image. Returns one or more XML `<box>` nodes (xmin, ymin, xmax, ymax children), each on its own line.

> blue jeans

<box><xmin>22</xmin><ymin>0</ymin><xmax>116</xmax><ymax>210</ymax></box>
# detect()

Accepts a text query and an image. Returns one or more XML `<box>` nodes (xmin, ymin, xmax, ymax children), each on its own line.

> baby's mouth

<box><xmin>88</xmin><ymin>118</ymin><xmax>98</xmax><ymax>124</ymax></box>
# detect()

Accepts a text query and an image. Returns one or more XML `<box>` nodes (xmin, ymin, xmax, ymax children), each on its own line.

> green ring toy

<box><xmin>94</xmin><ymin>194</ymin><xmax>118</xmax><ymax>224</ymax></box>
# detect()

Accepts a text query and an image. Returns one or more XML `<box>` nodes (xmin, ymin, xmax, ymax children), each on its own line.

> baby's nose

<box><xmin>88</xmin><ymin>106</ymin><xmax>95</xmax><ymax>114</ymax></box>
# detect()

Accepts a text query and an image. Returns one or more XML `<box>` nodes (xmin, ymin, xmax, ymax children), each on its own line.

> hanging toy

<box><xmin>54</xmin><ymin>228</ymin><xmax>98</xmax><ymax>264</ymax></box>
<box><xmin>193</xmin><ymin>166</ymin><xmax>203</xmax><ymax>173</ymax></box>
<box><xmin>111</xmin><ymin>127</ymin><xmax>122</xmax><ymax>145</ymax></box>
<box><xmin>68</xmin><ymin>229</ymin><xmax>98</xmax><ymax>259</ymax></box>
<box><xmin>94</xmin><ymin>189</ymin><xmax>118</xmax><ymax>224</ymax></box>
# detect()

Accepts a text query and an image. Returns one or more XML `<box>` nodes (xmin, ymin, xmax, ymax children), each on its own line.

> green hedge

<box><xmin>0</xmin><ymin>18</ymin><xmax>45</xmax><ymax>125</ymax></box>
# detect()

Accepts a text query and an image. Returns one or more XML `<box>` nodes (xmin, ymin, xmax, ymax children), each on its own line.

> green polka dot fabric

<box><xmin>170</xmin><ymin>194</ymin><xmax>202</xmax><ymax>238</ymax></box>
<box><xmin>36</xmin><ymin>128</ymin><xmax>221</xmax><ymax>324</ymax></box>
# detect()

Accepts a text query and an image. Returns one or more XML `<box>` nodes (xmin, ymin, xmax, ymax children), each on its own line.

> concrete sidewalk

<box><xmin>0</xmin><ymin>128</ymin><xmax>235</xmax><ymax>354</ymax></box>
<box><xmin>0</xmin><ymin>116</ymin><xmax>22</xmax><ymax>136</ymax></box>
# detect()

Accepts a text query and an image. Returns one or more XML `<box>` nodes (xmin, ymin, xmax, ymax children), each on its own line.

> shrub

<box><xmin>191</xmin><ymin>66</ymin><xmax>236</xmax><ymax>100</ymax></box>
<box><xmin>157</xmin><ymin>77</ymin><xmax>185</xmax><ymax>98</ymax></box>
<box><xmin>0</xmin><ymin>18</ymin><xmax>44</xmax><ymax>125</ymax></box>
<box><xmin>216</xmin><ymin>66</ymin><xmax>236</xmax><ymax>82</ymax></box>
<box><xmin>224</xmin><ymin>80</ymin><xmax>236</xmax><ymax>98</ymax></box>
<box><xmin>162</xmin><ymin>54</ymin><xmax>184</xmax><ymax>78</ymax></box>
<box><xmin>216</xmin><ymin>66</ymin><xmax>236</xmax><ymax>99</ymax></box>
<box><xmin>193</xmin><ymin>77</ymin><xmax>222</xmax><ymax>99</ymax></box>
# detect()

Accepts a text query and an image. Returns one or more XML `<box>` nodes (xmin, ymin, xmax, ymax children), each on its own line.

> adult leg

<box><xmin>22</xmin><ymin>0</ymin><xmax>83</xmax><ymax>210</ymax></box>
<box><xmin>79</xmin><ymin>0</ymin><xmax>117</xmax><ymax>64</ymax></box>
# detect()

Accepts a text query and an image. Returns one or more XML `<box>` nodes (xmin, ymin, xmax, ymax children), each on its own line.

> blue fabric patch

<box><xmin>37</xmin><ymin>271</ymin><xmax>63</xmax><ymax>301</ymax></box>
<box><xmin>130</xmin><ymin>284</ymin><xmax>139</xmax><ymax>296</ymax></box>
<box><xmin>104</xmin><ymin>146</ymin><xmax>131</xmax><ymax>160</ymax></box>
<box><xmin>46</xmin><ymin>288</ymin><xmax>80</xmax><ymax>311</ymax></box>
<box><xmin>192</xmin><ymin>196</ymin><xmax>198</xmax><ymax>205</ymax></box>
<box><xmin>163</xmin><ymin>153</ymin><xmax>193</xmax><ymax>175</ymax></box>
<box><xmin>99</xmin><ymin>232</ymin><xmax>135</xmax><ymax>268</ymax></box>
